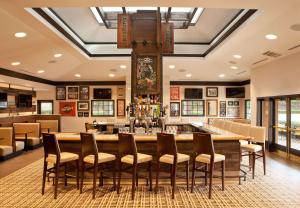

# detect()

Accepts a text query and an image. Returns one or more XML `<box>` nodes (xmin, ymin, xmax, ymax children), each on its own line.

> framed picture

<box><xmin>91</xmin><ymin>100</ymin><xmax>115</xmax><ymax>117</ymax></box>
<box><xmin>79</xmin><ymin>86</ymin><xmax>89</xmax><ymax>100</ymax></box>
<box><xmin>77</xmin><ymin>101</ymin><xmax>89</xmax><ymax>111</ymax></box>
<box><xmin>68</xmin><ymin>86</ymin><xmax>79</xmax><ymax>99</ymax></box>
<box><xmin>170</xmin><ymin>102</ymin><xmax>180</xmax><ymax>117</ymax></box>
<box><xmin>170</xmin><ymin>87</ymin><xmax>180</xmax><ymax>100</ymax></box>
<box><xmin>56</xmin><ymin>86</ymin><xmax>66</xmax><ymax>100</ymax></box>
<box><xmin>84</xmin><ymin>112</ymin><xmax>89</xmax><ymax>117</ymax></box>
<box><xmin>78</xmin><ymin>112</ymin><xmax>84</xmax><ymax>117</ymax></box>
<box><xmin>206</xmin><ymin>87</ymin><xmax>218</xmax><ymax>97</ymax></box>
<box><xmin>219</xmin><ymin>101</ymin><xmax>226</xmax><ymax>117</ymax></box>
<box><xmin>206</xmin><ymin>99</ymin><xmax>218</xmax><ymax>117</ymax></box>
<box><xmin>117</xmin><ymin>99</ymin><xmax>126</xmax><ymax>117</ymax></box>
<box><xmin>228</xmin><ymin>101</ymin><xmax>234</xmax><ymax>106</ymax></box>
<box><xmin>181</xmin><ymin>100</ymin><xmax>205</xmax><ymax>116</ymax></box>
<box><xmin>234</xmin><ymin>101</ymin><xmax>240</xmax><ymax>106</ymax></box>
<box><xmin>117</xmin><ymin>86</ymin><xmax>126</xmax><ymax>99</ymax></box>
<box><xmin>227</xmin><ymin>107</ymin><xmax>240</xmax><ymax>118</ymax></box>
<box><xmin>59</xmin><ymin>102</ymin><xmax>76</xmax><ymax>116</ymax></box>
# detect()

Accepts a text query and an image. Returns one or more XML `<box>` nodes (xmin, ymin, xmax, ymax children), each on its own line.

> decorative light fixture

<box><xmin>37</xmin><ymin>70</ymin><xmax>45</xmax><ymax>74</ymax></box>
<box><xmin>11</xmin><ymin>62</ymin><xmax>21</xmax><ymax>66</ymax></box>
<box><xmin>231</xmin><ymin>66</ymin><xmax>238</xmax><ymax>70</ymax></box>
<box><xmin>169</xmin><ymin>65</ymin><xmax>175</xmax><ymax>69</ymax></box>
<box><xmin>54</xmin><ymin>53</ymin><xmax>62</xmax><ymax>58</ymax></box>
<box><xmin>265</xmin><ymin>34</ymin><xmax>278</xmax><ymax>40</ymax></box>
<box><xmin>219</xmin><ymin>74</ymin><xmax>225</xmax><ymax>78</ymax></box>
<box><xmin>233</xmin><ymin>54</ymin><xmax>242</xmax><ymax>59</ymax></box>
<box><xmin>14</xmin><ymin>32</ymin><xmax>27</xmax><ymax>38</ymax></box>
<box><xmin>185</xmin><ymin>73</ymin><xmax>192</xmax><ymax>77</ymax></box>
<box><xmin>109</xmin><ymin>74</ymin><xmax>115</xmax><ymax>77</ymax></box>
<box><xmin>75</xmin><ymin>74</ymin><xmax>81</xmax><ymax>77</ymax></box>
<box><xmin>120</xmin><ymin>65</ymin><xmax>127</xmax><ymax>69</ymax></box>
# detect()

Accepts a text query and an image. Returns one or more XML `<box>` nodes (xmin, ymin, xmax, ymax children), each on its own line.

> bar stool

<box><xmin>41</xmin><ymin>133</ymin><xmax>80</xmax><ymax>199</ymax></box>
<box><xmin>191</xmin><ymin>133</ymin><xmax>225</xmax><ymax>199</ymax></box>
<box><xmin>80</xmin><ymin>133</ymin><xmax>116</xmax><ymax>199</ymax></box>
<box><xmin>155</xmin><ymin>133</ymin><xmax>190</xmax><ymax>199</ymax></box>
<box><xmin>117</xmin><ymin>133</ymin><xmax>153</xmax><ymax>200</ymax></box>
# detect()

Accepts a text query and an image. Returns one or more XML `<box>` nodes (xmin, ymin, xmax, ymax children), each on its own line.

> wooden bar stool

<box><xmin>117</xmin><ymin>133</ymin><xmax>153</xmax><ymax>200</ymax></box>
<box><xmin>155</xmin><ymin>133</ymin><xmax>190</xmax><ymax>199</ymax></box>
<box><xmin>41</xmin><ymin>133</ymin><xmax>80</xmax><ymax>199</ymax></box>
<box><xmin>80</xmin><ymin>133</ymin><xmax>116</xmax><ymax>199</ymax></box>
<box><xmin>191</xmin><ymin>133</ymin><xmax>225</xmax><ymax>199</ymax></box>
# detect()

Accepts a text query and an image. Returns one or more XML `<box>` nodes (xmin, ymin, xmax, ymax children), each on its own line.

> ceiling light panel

<box><xmin>90</xmin><ymin>7</ymin><xmax>103</xmax><ymax>24</ymax></box>
<box><xmin>191</xmin><ymin>8</ymin><xmax>204</xmax><ymax>24</ymax></box>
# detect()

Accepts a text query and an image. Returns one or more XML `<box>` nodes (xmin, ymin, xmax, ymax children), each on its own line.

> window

<box><xmin>37</xmin><ymin>100</ymin><xmax>53</xmax><ymax>115</ymax></box>
<box><xmin>181</xmin><ymin>100</ymin><xmax>205</xmax><ymax>116</ymax></box>
<box><xmin>91</xmin><ymin>100</ymin><xmax>114</xmax><ymax>117</ymax></box>
<box><xmin>245</xmin><ymin>100</ymin><xmax>251</xmax><ymax>120</ymax></box>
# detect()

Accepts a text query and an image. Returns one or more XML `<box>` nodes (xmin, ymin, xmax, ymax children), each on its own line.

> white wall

<box><xmin>250</xmin><ymin>51</ymin><xmax>300</xmax><ymax>125</ymax></box>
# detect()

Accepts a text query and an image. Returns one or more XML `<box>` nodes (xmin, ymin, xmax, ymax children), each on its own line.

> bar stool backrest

<box><xmin>42</xmin><ymin>133</ymin><xmax>60</xmax><ymax>160</ymax></box>
<box><xmin>193</xmin><ymin>133</ymin><xmax>215</xmax><ymax>159</ymax></box>
<box><xmin>80</xmin><ymin>133</ymin><xmax>98</xmax><ymax>162</ymax></box>
<box><xmin>118</xmin><ymin>133</ymin><xmax>137</xmax><ymax>158</ymax></box>
<box><xmin>156</xmin><ymin>133</ymin><xmax>177</xmax><ymax>159</ymax></box>
<box><xmin>250</xmin><ymin>126</ymin><xmax>266</xmax><ymax>144</ymax></box>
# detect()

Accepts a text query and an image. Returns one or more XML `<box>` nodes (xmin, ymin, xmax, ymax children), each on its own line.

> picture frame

<box><xmin>59</xmin><ymin>102</ymin><xmax>76</xmax><ymax>116</ymax></box>
<box><xmin>181</xmin><ymin>100</ymin><xmax>205</xmax><ymax>117</ymax></box>
<box><xmin>117</xmin><ymin>99</ymin><xmax>126</xmax><ymax>117</ymax></box>
<box><xmin>77</xmin><ymin>101</ymin><xmax>89</xmax><ymax>111</ymax></box>
<box><xmin>84</xmin><ymin>112</ymin><xmax>89</xmax><ymax>117</ymax></box>
<box><xmin>206</xmin><ymin>99</ymin><xmax>218</xmax><ymax>117</ymax></box>
<box><xmin>170</xmin><ymin>102</ymin><xmax>180</xmax><ymax>117</ymax></box>
<box><xmin>219</xmin><ymin>101</ymin><xmax>226</xmax><ymax>117</ymax></box>
<box><xmin>206</xmin><ymin>87</ymin><xmax>218</xmax><ymax>97</ymax></box>
<box><xmin>56</xmin><ymin>86</ymin><xmax>66</xmax><ymax>100</ymax></box>
<box><xmin>170</xmin><ymin>87</ymin><xmax>180</xmax><ymax>100</ymax></box>
<box><xmin>68</xmin><ymin>86</ymin><xmax>79</xmax><ymax>100</ymax></box>
<box><xmin>228</xmin><ymin>101</ymin><xmax>234</xmax><ymax>106</ymax></box>
<box><xmin>234</xmin><ymin>101</ymin><xmax>240</xmax><ymax>106</ymax></box>
<box><xmin>77</xmin><ymin>112</ymin><xmax>84</xmax><ymax>117</ymax></box>
<box><xmin>79</xmin><ymin>86</ymin><xmax>89</xmax><ymax>100</ymax></box>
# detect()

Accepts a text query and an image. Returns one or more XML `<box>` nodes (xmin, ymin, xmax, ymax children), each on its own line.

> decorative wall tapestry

<box><xmin>136</xmin><ymin>56</ymin><xmax>158</xmax><ymax>93</ymax></box>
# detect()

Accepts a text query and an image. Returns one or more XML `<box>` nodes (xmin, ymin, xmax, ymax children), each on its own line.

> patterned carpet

<box><xmin>0</xmin><ymin>159</ymin><xmax>300</xmax><ymax>208</ymax></box>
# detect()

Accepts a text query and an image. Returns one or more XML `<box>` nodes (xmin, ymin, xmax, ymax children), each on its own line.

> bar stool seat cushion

<box><xmin>196</xmin><ymin>153</ymin><xmax>225</xmax><ymax>164</ymax></box>
<box><xmin>241</xmin><ymin>144</ymin><xmax>262</xmax><ymax>152</ymax></box>
<box><xmin>159</xmin><ymin>153</ymin><xmax>190</xmax><ymax>164</ymax></box>
<box><xmin>84</xmin><ymin>152</ymin><xmax>116</xmax><ymax>164</ymax></box>
<box><xmin>15</xmin><ymin>141</ymin><xmax>24</xmax><ymax>151</ymax></box>
<box><xmin>121</xmin><ymin>153</ymin><xmax>152</xmax><ymax>164</ymax></box>
<box><xmin>239</xmin><ymin>140</ymin><xmax>249</xmax><ymax>146</ymax></box>
<box><xmin>46</xmin><ymin>152</ymin><xmax>79</xmax><ymax>164</ymax></box>
<box><xmin>15</xmin><ymin>136</ymin><xmax>41</xmax><ymax>146</ymax></box>
<box><xmin>0</xmin><ymin>145</ymin><xmax>13</xmax><ymax>156</ymax></box>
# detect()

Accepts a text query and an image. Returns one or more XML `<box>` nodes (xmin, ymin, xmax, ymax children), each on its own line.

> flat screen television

<box><xmin>93</xmin><ymin>88</ymin><xmax>112</xmax><ymax>99</ymax></box>
<box><xmin>226</xmin><ymin>87</ymin><xmax>245</xmax><ymax>98</ymax></box>
<box><xmin>184</xmin><ymin>88</ymin><xmax>203</xmax><ymax>99</ymax></box>
<box><xmin>17</xmin><ymin>94</ymin><xmax>32</xmax><ymax>108</ymax></box>
<box><xmin>0</xmin><ymin>92</ymin><xmax>8</xmax><ymax>109</ymax></box>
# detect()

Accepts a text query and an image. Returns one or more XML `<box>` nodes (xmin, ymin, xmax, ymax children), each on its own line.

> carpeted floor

<box><xmin>0</xmin><ymin>159</ymin><xmax>300</xmax><ymax>208</ymax></box>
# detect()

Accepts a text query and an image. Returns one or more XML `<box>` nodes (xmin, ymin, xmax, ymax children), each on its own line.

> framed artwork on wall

<box><xmin>68</xmin><ymin>87</ymin><xmax>79</xmax><ymax>100</ymax></box>
<box><xmin>206</xmin><ymin>87</ymin><xmax>218</xmax><ymax>97</ymax></box>
<box><xmin>234</xmin><ymin>101</ymin><xmax>240</xmax><ymax>106</ymax></box>
<box><xmin>79</xmin><ymin>86</ymin><xmax>89</xmax><ymax>100</ymax></box>
<box><xmin>227</xmin><ymin>106</ymin><xmax>240</xmax><ymax>118</ymax></box>
<box><xmin>56</xmin><ymin>86</ymin><xmax>66</xmax><ymax>100</ymax></box>
<box><xmin>181</xmin><ymin>100</ymin><xmax>205</xmax><ymax>116</ymax></box>
<box><xmin>78</xmin><ymin>112</ymin><xmax>84</xmax><ymax>117</ymax></box>
<box><xmin>219</xmin><ymin>101</ymin><xmax>226</xmax><ymax>117</ymax></box>
<box><xmin>117</xmin><ymin>99</ymin><xmax>126</xmax><ymax>117</ymax></box>
<box><xmin>59</xmin><ymin>102</ymin><xmax>76</xmax><ymax>116</ymax></box>
<box><xmin>84</xmin><ymin>112</ymin><xmax>89</xmax><ymax>117</ymax></box>
<box><xmin>206</xmin><ymin>99</ymin><xmax>218</xmax><ymax>116</ymax></box>
<box><xmin>170</xmin><ymin>87</ymin><xmax>180</xmax><ymax>100</ymax></box>
<box><xmin>228</xmin><ymin>101</ymin><xmax>234</xmax><ymax>106</ymax></box>
<box><xmin>77</xmin><ymin>101</ymin><xmax>89</xmax><ymax>111</ymax></box>
<box><xmin>170</xmin><ymin>102</ymin><xmax>180</xmax><ymax>117</ymax></box>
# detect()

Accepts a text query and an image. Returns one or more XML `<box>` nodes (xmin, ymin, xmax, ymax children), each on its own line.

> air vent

<box><xmin>252</xmin><ymin>58</ymin><xmax>268</xmax><ymax>65</ymax></box>
<box><xmin>288</xmin><ymin>44</ymin><xmax>300</xmax><ymax>51</ymax></box>
<box><xmin>262</xmin><ymin>51</ymin><xmax>281</xmax><ymax>58</ymax></box>
<box><xmin>178</xmin><ymin>69</ymin><xmax>186</xmax><ymax>72</ymax></box>
<box><xmin>236</xmin><ymin>70</ymin><xmax>246</xmax><ymax>75</ymax></box>
<box><xmin>110</xmin><ymin>69</ymin><xmax>117</xmax><ymax>72</ymax></box>
<box><xmin>229</xmin><ymin>61</ymin><xmax>237</xmax><ymax>64</ymax></box>
<box><xmin>48</xmin><ymin>60</ymin><xmax>57</xmax><ymax>64</ymax></box>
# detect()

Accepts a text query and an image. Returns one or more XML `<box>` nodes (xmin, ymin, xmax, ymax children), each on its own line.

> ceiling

<box><xmin>0</xmin><ymin>0</ymin><xmax>299</xmax><ymax>89</ymax></box>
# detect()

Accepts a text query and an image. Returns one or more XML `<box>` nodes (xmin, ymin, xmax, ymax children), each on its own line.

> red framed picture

<box><xmin>170</xmin><ymin>87</ymin><xmax>180</xmax><ymax>100</ymax></box>
<box><xmin>59</xmin><ymin>102</ymin><xmax>76</xmax><ymax>116</ymax></box>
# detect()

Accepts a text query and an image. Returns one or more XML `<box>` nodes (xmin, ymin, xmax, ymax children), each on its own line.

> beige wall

<box><xmin>250</xmin><ymin>51</ymin><xmax>300</xmax><ymax>125</ymax></box>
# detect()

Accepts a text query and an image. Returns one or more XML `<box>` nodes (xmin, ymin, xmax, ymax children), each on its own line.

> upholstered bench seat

<box><xmin>0</xmin><ymin>145</ymin><xmax>13</xmax><ymax>156</ymax></box>
<box><xmin>15</xmin><ymin>141</ymin><xmax>25</xmax><ymax>151</ymax></box>
<box><xmin>15</xmin><ymin>136</ymin><xmax>41</xmax><ymax>146</ymax></box>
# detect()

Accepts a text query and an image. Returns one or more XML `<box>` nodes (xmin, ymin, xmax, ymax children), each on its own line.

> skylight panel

<box><xmin>171</xmin><ymin>7</ymin><xmax>193</xmax><ymax>13</ymax></box>
<box><xmin>102</xmin><ymin>7</ymin><xmax>123</xmax><ymax>12</ymax></box>
<box><xmin>126</xmin><ymin>7</ymin><xmax>157</xmax><ymax>12</ymax></box>
<box><xmin>191</xmin><ymin>8</ymin><xmax>204</xmax><ymax>24</ymax></box>
<box><xmin>90</xmin><ymin>7</ymin><xmax>103</xmax><ymax>24</ymax></box>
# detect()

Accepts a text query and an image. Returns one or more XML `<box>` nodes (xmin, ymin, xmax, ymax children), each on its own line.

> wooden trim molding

<box><xmin>170</xmin><ymin>80</ymin><xmax>250</xmax><ymax>86</ymax></box>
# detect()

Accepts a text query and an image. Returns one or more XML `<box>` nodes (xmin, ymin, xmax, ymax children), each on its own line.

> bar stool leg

<box><xmin>155</xmin><ymin>161</ymin><xmax>160</xmax><ymax>194</ymax></box>
<box><xmin>54</xmin><ymin>163</ymin><xmax>59</xmax><ymax>199</ymax></box>
<box><xmin>205</xmin><ymin>164</ymin><xmax>208</xmax><ymax>186</ymax></box>
<box><xmin>136</xmin><ymin>171</ymin><xmax>138</xmax><ymax>187</ymax></box>
<box><xmin>93</xmin><ymin>164</ymin><xmax>98</xmax><ymax>199</ymax></box>
<box><xmin>248</xmin><ymin>152</ymin><xmax>252</xmax><ymax>171</ymax></box>
<box><xmin>262</xmin><ymin>147</ymin><xmax>266</xmax><ymax>175</ymax></box>
<box><xmin>191</xmin><ymin>159</ymin><xmax>196</xmax><ymax>193</ymax></box>
<box><xmin>117</xmin><ymin>162</ymin><xmax>122</xmax><ymax>194</ymax></box>
<box><xmin>42</xmin><ymin>161</ymin><xmax>47</xmax><ymax>195</ymax></box>
<box><xmin>76</xmin><ymin>160</ymin><xmax>79</xmax><ymax>189</ymax></box>
<box><xmin>208</xmin><ymin>163</ymin><xmax>214</xmax><ymax>199</ymax></box>
<box><xmin>185</xmin><ymin>161</ymin><xmax>189</xmax><ymax>191</ymax></box>
<box><xmin>221</xmin><ymin>161</ymin><xmax>225</xmax><ymax>191</ymax></box>
<box><xmin>132</xmin><ymin>164</ymin><xmax>137</xmax><ymax>200</ymax></box>
<box><xmin>112</xmin><ymin>160</ymin><xmax>116</xmax><ymax>191</ymax></box>
<box><xmin>80</xmin><ymin>162</ymin><xmax>85</xmax><ymax>194</ymax></box>
<box><xmin>148</xmin><ymin>161</ymin><xmax>152</xmax><ymax>191</ymax></box>
<box><xmin>99</xmin><ymin>164</ymin><xmax>104</xmax><ymax>187</ymax></box>
<box><xmin>170</xmin><ymin>165</ymin><xmax>173</xmax><ymax>186</ymax></box>
<box><xmin>171</xmin><ymin>163</ymin><xmax>177</xmax><ymax>199</ymax></box>
<box><xmin>252</xmin><ymin>152</ymin><xmax>256</xmax><ymax>179</ymax></box>
<box><xmin>64</xmin><ymin>163</ymin><xmax>67</xmax><ymax>186</ymax></box>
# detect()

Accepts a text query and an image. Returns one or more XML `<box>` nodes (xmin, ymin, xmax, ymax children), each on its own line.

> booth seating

<box><xmin>36</xmin><ymin>120</ymin><xmax>59</xmax><ymax>133</ymax></box>
<box><xmin>13</xmin><ymin>123</ymin><xmax>41</xmax><ymax>150</ymax></box>
<box><xmin>0</xmin><ymin>127</ymin><xmax>14</xmax><ymax>160</ymax></box>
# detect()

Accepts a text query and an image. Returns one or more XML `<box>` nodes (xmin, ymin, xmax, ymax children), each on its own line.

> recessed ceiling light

<box><xmin>54</xmin><ymin>53</ymin><xmax>62</xmax><ymax>58</ymax></box>
<box><xmin>120</xmin><ymin>65</ymin><xmax>127</xmax><ymax>69</ymax></box>
<box><xmin>14</xmin><ymin>32</ymin><xmax>27</xmax><ymax>38</ymax></box>
<box><xmin>37</xmin><ymin>70</ymin><xmax>45</xmax><ymax>74</ymax></box>
<box><xmin>265</xmin><ymin>34</ymin><xmax>277</xmax><ymax>40</ymax></box>
<box><xmin>231</xmin><ymin>66</ymin><xmax>238</xmax><ymax>69</ymax></box>
<box><xmin>11</xmin><ymin>62</ymin><xmax>21</xmax><ymax>66</ymax></box>
<box><xmin>108</xmin><ymin>74</ymin><xmax>115</xmax><ymax>77</ymax></box>
<box><xmin>185</xmin><ymin>73</ymin><xmax>192</xmax><ymax>78</ymax></box>
<box><xmin>169</xmin><ymin>65</ymin><xmax>175</xmax><ymax>69</ymax></box>
<box><xmin>75</xmin><ymin>74</ymin><xmax>81</xmax><ymax>78</ymax></box>
<box><xmin>233</xmin><ymin>54</ymin><xmax>242</xmax><ymax>59</ymax></box>
<box><xmin>219</xmin><ymin>74</ymin><xmax>225</xmax><ymax>78</ymax></box>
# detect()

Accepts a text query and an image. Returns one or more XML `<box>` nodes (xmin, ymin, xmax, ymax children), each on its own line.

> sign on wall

<box><xmin>117</xmin><ymin>14</ymin><xmax>132</xmax><ymax>48</ymax></box>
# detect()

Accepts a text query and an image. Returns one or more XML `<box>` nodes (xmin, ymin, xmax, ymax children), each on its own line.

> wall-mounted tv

<box><xmin>184</xmin><ymin>88</ymin><xmax>203</xmax><ymax>99</ymax></box>
<box><xmin>0</xmin><ymin>92</ymin><xmax>8</xmax><ymax>109</ymax></box>
<box><xmin>226</xmin><ymin>87</ymin><xmax>245</xmax><ymax>98</ymax></box>
<box><xmin>17</xmin><ymin>94</ymin><xmax>32</xmax><ymax>108</ymax></box>
<box><xmin>93</xmin><ymin>88</ymin><xmax>112</xmax><ymax>99</ymax></box>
